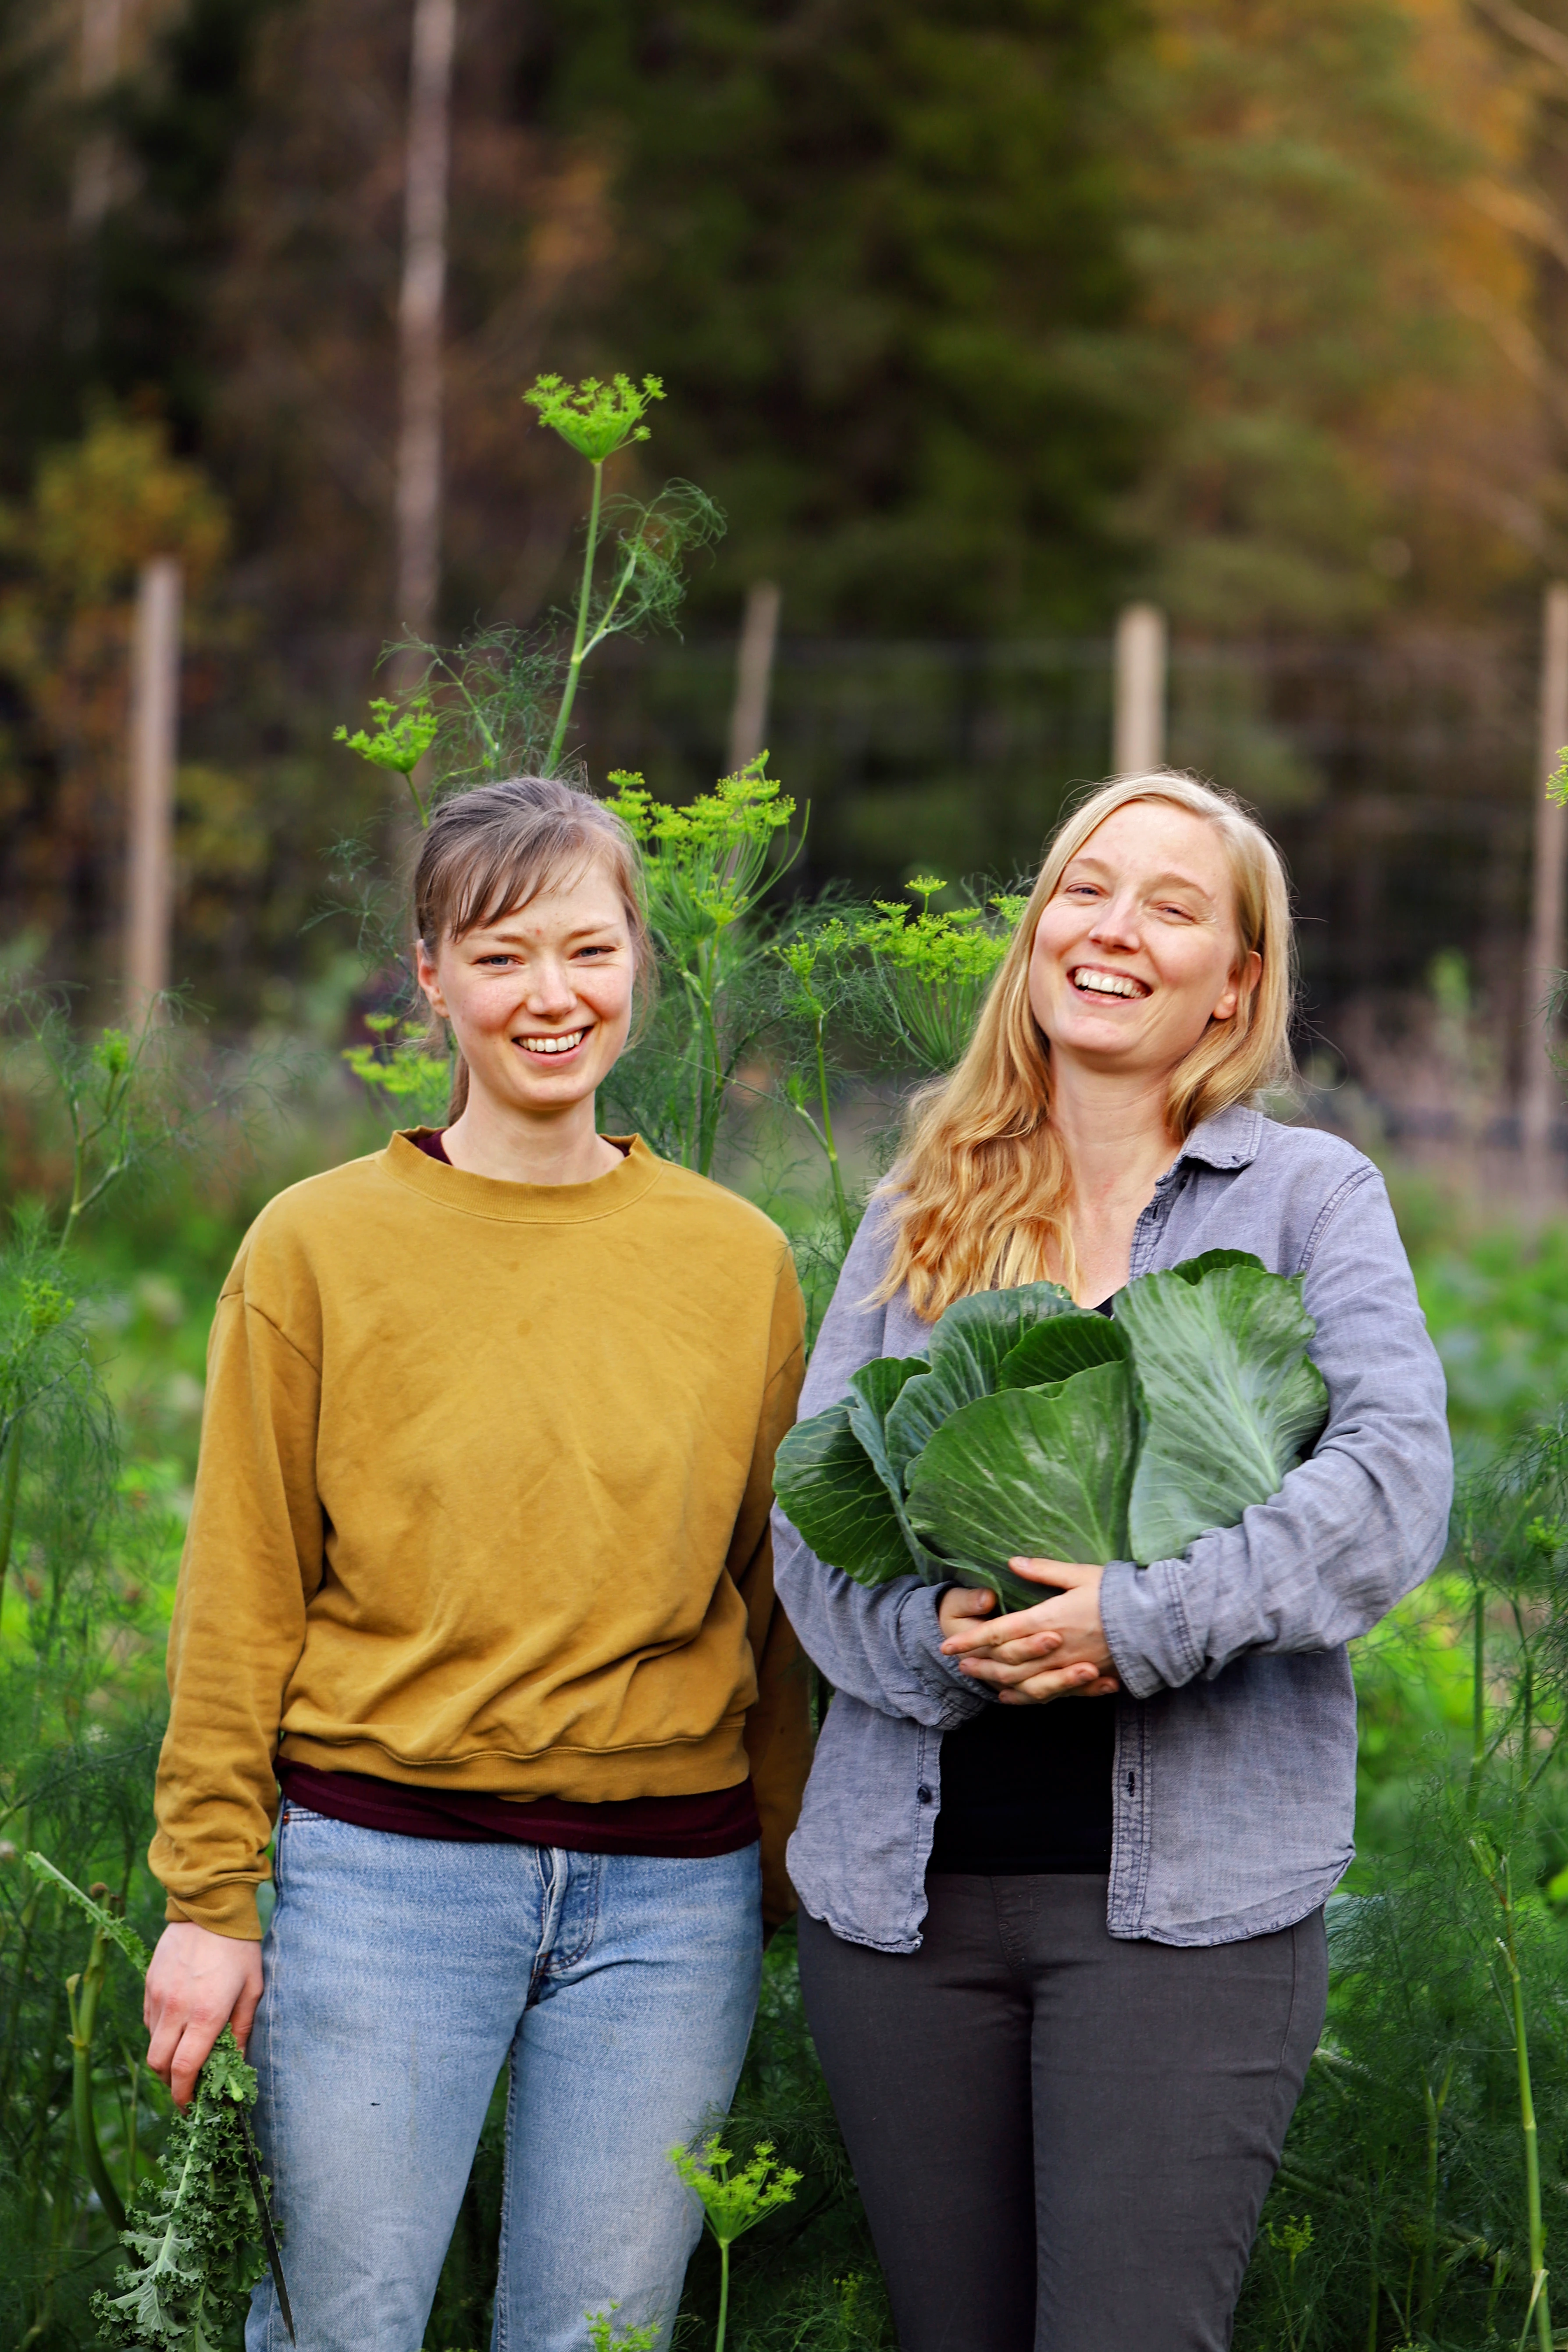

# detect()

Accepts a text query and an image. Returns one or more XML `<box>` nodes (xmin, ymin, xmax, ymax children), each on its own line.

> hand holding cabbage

<box><xmin>772</xmin><ymin>1249</ymin><xmax>1329</xmax><ymax>1614</ymax></box>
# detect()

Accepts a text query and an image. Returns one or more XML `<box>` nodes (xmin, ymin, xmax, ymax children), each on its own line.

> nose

<box><xmin>1087</xmin><ymin>893</ymin><xmax>1140</xmax><ymax>950</ymax></box>
<box><xmin>521</xmin><ymin>955</ymin><xmax>577</xmax><ymax>1015</ymax></box>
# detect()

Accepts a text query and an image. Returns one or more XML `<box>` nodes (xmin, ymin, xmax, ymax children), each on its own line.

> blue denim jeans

<box><xmin>244</xmin><ymin>1802</ymin><xmax>763</xmax><ymax>2352</ymax></box>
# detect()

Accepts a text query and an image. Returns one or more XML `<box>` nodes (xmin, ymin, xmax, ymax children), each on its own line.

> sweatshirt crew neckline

<box><xmin>385</xmin><ymin>1126</ymin><xmax>663</xmax><ymax>1224</ymax></box>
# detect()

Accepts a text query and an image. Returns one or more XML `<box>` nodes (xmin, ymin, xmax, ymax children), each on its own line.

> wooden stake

<box><xmin>125</xmin><ymin>558</ymin><xmax>182</xmax><ymax>1013</ymax></box>
<box><xmin>1113</xmin><ymin>603</ymin><xmax>1167</xmax><ymax>776</ymax></box>
<box><xmin>1522</xmin><ymin>581</ymin><xmax>1568</xmax><ymax>1195</ymax></box>
<box><xmin>728</xmin><ymin>581</ymin><xmax>781</xmax><ymax>775</ymax></box>
<box><xmin>395</xmin><ymin>0</ymin><xmax>456</xmax><ymax>643</ymax></box>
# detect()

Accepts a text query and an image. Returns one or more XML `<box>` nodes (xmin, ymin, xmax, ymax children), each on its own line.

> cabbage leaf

<box><xmin>905</xmin><ymin>1359</ymin><xmax>1136</xmax><ymax>1602</ymax></box>
<box><xmin>773</xmin><ymin>1355</ymin><xmax>935</xmax><ymax>1584</ymax></box>
<box><xmin>1116</xmin><ymin>1255</ymin><xmax>1328</xmax><ymax>1562</ymax></box>
<box><xmin>998</xmin><ymin>1313</ymin><xmax>1128</xmax><ymax>1391</ymax></box>
<box><xmin>884</xmin><ymin>1279</ymin><xmax>1074</xmax><ymax>1481</ymax></box>
<box><xmin>771</xmin><ymin>1402</ymin><xmax>912</xmax><ymax>1582</ymax></box>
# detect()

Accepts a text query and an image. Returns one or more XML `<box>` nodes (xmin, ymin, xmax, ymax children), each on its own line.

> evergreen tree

<box><xmin>533</xmin><ymin>0</ymin><xmax>1152</xmax><ymax>633</ymax></box>
<box><xmin>93</xmin><ymin>0</ymin><xmax>286</xmax><ymax>448</ymax></box>
<box><xmin>1121</xmin><ymin>0</ymin><xmax>1544</xmax><ymax>628</ymax></box>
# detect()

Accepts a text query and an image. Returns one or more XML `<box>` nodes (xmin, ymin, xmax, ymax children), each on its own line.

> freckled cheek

<box><xmin>581</xmin><ymin>972</ymin><xmax>635</xmax><ymax>1028</ymax></box>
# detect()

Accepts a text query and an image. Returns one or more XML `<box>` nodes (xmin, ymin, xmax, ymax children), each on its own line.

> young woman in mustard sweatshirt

<box><xmin>142</xmin><ymin>777</ymin><xmax>811</xmax><ymax>2352</ymax></box>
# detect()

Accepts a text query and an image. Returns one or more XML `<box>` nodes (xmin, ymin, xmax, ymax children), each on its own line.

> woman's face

<box><xmin>416</xmin><ymin>859</ymin><xmax>635</xmax><ymax>1125</ymax></box>
<box><xmin>1026</xmin><ymin>801</ymin><xmax>1259</xmax><ymax>1084</ymax></box>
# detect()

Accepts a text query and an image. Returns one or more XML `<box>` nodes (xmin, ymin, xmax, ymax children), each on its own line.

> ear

<box><xmin>415</xmin><ymin>937</ymin><xmax>448</xmax><ymax>1021</ymax></box>
<box><xmin>1213</xmin><ymin>947</ymin><xmax>1262</xmax><ymax>1023</ymax></box>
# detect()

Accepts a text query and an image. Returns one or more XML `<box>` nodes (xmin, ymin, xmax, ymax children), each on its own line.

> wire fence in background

<box><xmin>7</xmin><ymin>621</ymin><xmax>1545</xmax><ymax>1108</ymax></box>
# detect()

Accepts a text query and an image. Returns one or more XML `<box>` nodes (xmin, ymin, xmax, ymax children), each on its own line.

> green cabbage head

<box><xmin>772</xmin><ymin>1249</ymin><xmax>1327</xmax><ymax>1608</ymax></box>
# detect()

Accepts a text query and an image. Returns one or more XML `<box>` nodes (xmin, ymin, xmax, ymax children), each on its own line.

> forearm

<box><xmin>1101</xmin><ymin>1444</ymin><xmax>1450</xmax><ymax>1696</ymax></box>
<box><xmin>151</xmin><ymin>1636</ymin><xmax>293</xmax><ymax>1938</ymax></box>
<box><xmin>771</xmin><ymin>1508</ymin><xmax>987</xmax><ymax>1727</ymax></box>
<box><xmin>1101</xmin><ymin>1166</ymin><xmax>1452</xmax><ymax>1697</ymax></box>
<box><xmin>151</xmin><ymin>1291</ymin><xmax>321</xmax><ymax>1936</ymax></box>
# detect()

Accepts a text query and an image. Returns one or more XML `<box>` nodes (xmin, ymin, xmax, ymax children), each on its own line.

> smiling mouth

<box><xmin>1070</xmin><ymin>966</ymin><xmax>1149</xmax><ymax>1000</ymax></box>
<box><xmin>517</xmin><ymin>1028</ymin><xmax>588</xmax><ymax>1057</ymax></box>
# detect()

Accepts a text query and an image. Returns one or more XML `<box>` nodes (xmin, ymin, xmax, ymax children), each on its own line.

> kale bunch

<box><xmin>94</xmin><ymin>2026</ymin><xmax>268</xmax><ymax>2352</ymax></box>
<box><xmin>25</xmin><ymin>1857</ymin><xmax>278</xmax><ymax>2352</ymax></box>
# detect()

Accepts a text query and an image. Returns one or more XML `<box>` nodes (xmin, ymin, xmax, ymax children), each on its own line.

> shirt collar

<box><xmin>1162</xmin><ymin>1100</ymin><xmax>1265</xmax><ymax>1180</ymax></box>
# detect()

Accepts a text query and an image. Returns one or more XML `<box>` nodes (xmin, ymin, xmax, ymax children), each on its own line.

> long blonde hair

<box><xmin>878</xmin><ymin>771</ymin><xmax>1296</xmax><ymax>1317</ymax></box>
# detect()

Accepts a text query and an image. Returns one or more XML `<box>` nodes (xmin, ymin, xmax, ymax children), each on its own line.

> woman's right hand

<box><xmin>145</xmin><ymin>1922</ymin><xmax>264</xmax><ymax>2109</ymax></box>
<box><xmin>937</xmin><ymin>1580</ymin><xmax>1115</xmax><ymax>1703</ymax></box>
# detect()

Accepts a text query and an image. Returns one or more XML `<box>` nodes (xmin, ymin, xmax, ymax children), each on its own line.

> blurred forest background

<box><xmin>6</xmin><ymin>0</ymin><xmax>1568</xmax><ymax>1130</ymax></box>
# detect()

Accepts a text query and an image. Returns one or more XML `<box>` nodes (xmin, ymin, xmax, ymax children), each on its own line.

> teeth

<box><xmin>520</xmin><ymin>1030</ymin><xmax>585</xmax><ymax>1056</ymax></box>
<box><xmin>1073</xmin><ymin>970</ymin><xmax>1144</xmax><ymax>999</ymax></box>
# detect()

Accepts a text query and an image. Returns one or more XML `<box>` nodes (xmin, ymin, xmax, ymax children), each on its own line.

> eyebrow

<box><xmin>1063</xmin><ymin>856</ymin><xmax>1218</xmax><ymax>910</ymax></box>
<box><xmin>471</xmin><ymin>916</ymin><xmax>625</xmax><ymax>945</ymax></box>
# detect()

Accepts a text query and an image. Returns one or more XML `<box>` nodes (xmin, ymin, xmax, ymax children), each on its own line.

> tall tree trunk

<box><xmin>71</xmin><ymin>0</ymin><xmax>122</xmax><ymax>235</ymax></box>
<box><xmin>67</xmin><ymin>0</ymin><xmax>124</xmax><ymax>351</ymax></box>
<box><xmin>1522</xmin><ymin>579</ymin><xmax>1568</xmax><ymax>1199</ymax></box>
<box><xmin>395</xmin><ymin>0</ymin><xmax>456</xmax><ymax>643</ymax></box>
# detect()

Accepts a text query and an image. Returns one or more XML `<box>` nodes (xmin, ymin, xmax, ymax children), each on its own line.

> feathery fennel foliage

<box><xmin>330</xmin><ymin>368</ymin><xmax>726</xmax><ymax>1135</ymax></box>
<box><xmin>0</xmin><ymin>994</ymin><xmax>232</xmax><ymax>2345</ymax></box>
<box><xmin>1233</xmin><ymin>1414</ymin><xmax>1568</xmax><ymax>2352</ymax></box>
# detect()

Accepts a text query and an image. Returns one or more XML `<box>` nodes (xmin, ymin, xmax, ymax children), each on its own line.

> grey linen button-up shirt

<box><xmin>771</xmin><ymin>1103</ymin><xmax>1454</xmax><ymax>1951</ymax></box>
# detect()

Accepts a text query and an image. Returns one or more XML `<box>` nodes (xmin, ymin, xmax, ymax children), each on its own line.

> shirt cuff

<box><xmin>898</xmin><ymin>1582</ymin><xmax>994</xmax><ymax>1720</ymax></box>
<box><xmin>1099</xmin><ymin>1557</ymin><xmax>1201</xmax><ymax>1699</ymax></box>
<box><xmin>164</xmin><ymin>1884</ymin><xmax>264</xmax><ymax>1942</ymax></box>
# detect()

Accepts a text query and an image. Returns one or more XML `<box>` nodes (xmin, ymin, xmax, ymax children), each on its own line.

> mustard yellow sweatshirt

<box><xmin>150</xmin><ymin>1133</ymin><xmax>810</xmax><ymax>1938</ymax></box>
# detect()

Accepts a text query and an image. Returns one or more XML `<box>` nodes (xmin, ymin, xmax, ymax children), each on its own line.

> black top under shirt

<box><xmin>927</xmin><ymin>1295</ymin><xmax>1118</xmax><ymax>1877</ymax></box>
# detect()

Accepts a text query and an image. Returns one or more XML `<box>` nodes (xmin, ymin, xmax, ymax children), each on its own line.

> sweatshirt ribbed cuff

<box><xmin>164</xmin><ymin>1885</ymin><xmax>264</xmax><ymax>1942</ymax></box>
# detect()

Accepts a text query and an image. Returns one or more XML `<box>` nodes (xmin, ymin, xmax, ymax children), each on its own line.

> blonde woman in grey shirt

<box><xmin>773</xmin><ymin>773</ymin><xmax>1452</xmax><ymax>2352</ymax></box>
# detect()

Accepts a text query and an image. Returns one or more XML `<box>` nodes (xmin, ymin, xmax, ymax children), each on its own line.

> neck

<box><xmin>1047</xmin><ymin>1057</ymin><xmax>1182</xmax><ymax>1301</ymax></box>
<box><xmin>440</xmin><ymin>1088</ymin><xmax>623</xmax><ymax>1186</ymax></box>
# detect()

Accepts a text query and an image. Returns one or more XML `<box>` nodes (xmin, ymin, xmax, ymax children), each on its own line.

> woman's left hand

<box><xmin>939</xmin><ymin>1559</ymin><xmax>1119</xmax><ymax>1706</ymax></box>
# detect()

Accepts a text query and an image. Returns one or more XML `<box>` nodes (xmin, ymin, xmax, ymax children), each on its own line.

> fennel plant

<box><xmin>668</xmin><ymin>2134</ymin><xmax>801</xmax><ymax>2352</ymax></box>
<box><xmin>0</xmin><ymin>988</ymin><xmax>246</xmax><ymax>2345</ymax></box>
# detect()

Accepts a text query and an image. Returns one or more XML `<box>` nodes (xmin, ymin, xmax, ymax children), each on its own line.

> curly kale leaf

<box><xmin>23</xmin><ymin>1855</ymin><xmax>276</xmax><ymax>2352</ymax></box>
<box><xmin>92</xmin><ymin>2030</ymin><xmax>269</xmax><ymax>2352</ymax></box>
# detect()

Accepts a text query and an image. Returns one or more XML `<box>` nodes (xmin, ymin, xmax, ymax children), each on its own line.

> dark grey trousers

<box><xmin>797</xmin><ymin>1873</ymin><xmax>1326</xmax><ymax>2352</ymax></box>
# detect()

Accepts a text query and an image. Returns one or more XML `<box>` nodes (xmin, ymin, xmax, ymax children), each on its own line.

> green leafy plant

<box><xmin>773</xmin><ymin>1250</ymin><xmax>1328</xmax><ymax>1607</ymax></box>
<box><xmin>341</xmin><ymin>1012</ymin><xmax>452</xmax><ymax>1133</ymax></box>
<box><xmin>668</xmin><ymin>2135</ymin><xmax>801</xmax><ymax>2352</ymax></box>
<box><xmin>604</xmin><ymin>759</ymin><xmax>798</xmax><ymax>1174</ymax></box>
<box><xmin>23</xmin><ymin>1857</ymin><xmax>286</xmax><ymax>2352</ymax></box>
<box><xmin>583</xmin><ymin>2306</ymin><xmax>659</xmax><ymax>2351</ymax></box>
<box><xmin>777</xmin><ymin>919</ymin><xmax>855</xmax><ymax>1251</ymax></box>
<box><xmin>523</xmin><ymin>372</ymin><xmax>724</xmax><ymax>774</ymax></box>
<box><xmin>332</xmin><ymin>693</ymin><xmax>441</xmax><ymax>821</ymax></box>
<box><xmin>0</xmin><ymin>986</ymin><xmax>210</xmax><ymax>2342</ymax></box>
<box><xmin>331</xmin><ymin>369</ymin><xmax>731</xmax><ymax>1140</ymax></box>
<box><xmin>855</xmin><ymin>878</ymin><xmax>1024</xmax><ymax>1075</ymax></box>
<box><xmin>1471</xmin><ymin>1836</ymin><xmax>1551</xmax><ymax>2352</ymax></box>
<box><xmin>1261</xmin><ymin>2212</ymin><xmax>1314</xmax><ymax>2352</ymax></box>
<box><xmin>1230</xmin><ymin>1410</ymin><xmax>1568</xmax><ymax>2352</ymax></box>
